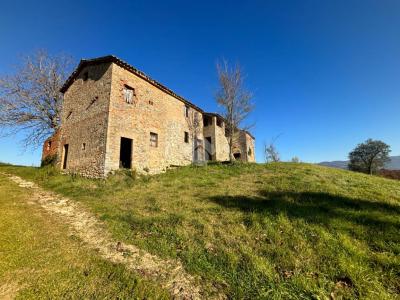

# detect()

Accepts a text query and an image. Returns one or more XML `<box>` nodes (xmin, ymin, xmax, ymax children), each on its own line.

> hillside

<box><xmin>0</xmin><ymin>169</ymin><xmax>168</xmax><ymax>299</ymax></box>
<box><xmin>319</xmin><ymin>155</ymin><xmax>400</xmax><ymax>170</ymax></box>
<box><xmin>0</xmin><ymin>163</ymin><xmax>399</xmax><ymax>299</ymax></box>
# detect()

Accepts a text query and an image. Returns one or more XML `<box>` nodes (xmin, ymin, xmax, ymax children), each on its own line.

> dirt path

<box><xmin>3</xmin><ymin>173</ymin><xmax>222</xmax><ymax>300</ymax></box>
<box><xmin>0</xmin><ymin>282</ymin><xmax>22</xmax><ymax>300</ymax></box>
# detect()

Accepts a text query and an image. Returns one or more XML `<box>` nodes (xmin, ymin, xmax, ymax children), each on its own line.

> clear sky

<box><xmin>1</xmin><ymin>0</ymin><xmax>399</xmax><ymax>165</ymax></box>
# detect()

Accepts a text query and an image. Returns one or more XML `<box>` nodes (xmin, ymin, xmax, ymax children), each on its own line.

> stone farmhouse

<box><xmin>42</xmin><ymin>56</ymin><xmax>255</xmax><ymax>177</ymax></box>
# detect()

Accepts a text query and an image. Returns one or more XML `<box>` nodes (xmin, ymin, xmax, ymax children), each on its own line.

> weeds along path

<box><xmin>3</xmin><ymin>173</ymin><xmax>222</xmax><ymax>300</ymax></box>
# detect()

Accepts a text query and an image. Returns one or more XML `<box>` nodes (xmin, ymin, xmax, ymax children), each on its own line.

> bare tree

<box><xmin>215</xmin><ymin>59</ymin><xmax>254</xmax><ymax>161</ymax></box>
<box><xmin>265</xmin><ymin>143</ymin><xmax>280</xmax><ymax>163</ymax></box>
<box><xmin>264</xmin><ymin>135</ymin><xmax>281</xmax><ymax>163</ymax></box>
<box><xmin>0</xmin><ymin>50</ymin><xmax>74</xmax><ymax>149</ymax></box>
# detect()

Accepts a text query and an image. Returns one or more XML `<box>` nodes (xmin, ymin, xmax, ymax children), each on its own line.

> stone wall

<box><xmin>214</xmin><ymin>122</ymin><xmax>230</xmax><ymax>161</ymax></box>
<box><xmin>246</xmin><ymin>133</ymin><xmax>256</xmax><ymax>162</ymax></box>
<box><xmin>54</xmin><ymin>57</ymin><xmax>255</xmax><ymax>177</ymax></box>
<box><xmin>58</xmin><ymin>62</ymin><xmax>112</xmax><ymax>177</ymax></box>
<box><xmin>203</xmin><ymin>116</ymin><xmax>230</xmax><ymax>162</ymax></box>
<box><xmin>202</xmin><ymin>116</ymin><xmax>216</xmax><ymax>160</ymax></box>
<box><xmin>104</xmin><ymin>63</ymin><xmax>204</xmax><ymax>175</ymax></box>
<box><xmin>202</xmin><ymin>115</ymin><xmax>254</xmax><ymax>163</ymax></box>
<box><xmin>232</xmin><ymin>130</ymin><xmax>256</xmax><ymax>162</ymax></box>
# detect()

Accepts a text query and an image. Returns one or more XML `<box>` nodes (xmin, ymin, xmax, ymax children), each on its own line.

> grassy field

<box><xmin>1</xmin><ymin>162</ymin><xmax>399</xmax><ymax>299</ymax></box>
<box><xmin>0</xmin><ymin>172</ymin><xmax>168</xmax><ymax>299</ymax></box>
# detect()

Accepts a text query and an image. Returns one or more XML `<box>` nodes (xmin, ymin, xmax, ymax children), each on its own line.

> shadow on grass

<box><xmin>209</xmin><ymin>191</ymin><xmax>400</xmax><ymax>248</ymax></box>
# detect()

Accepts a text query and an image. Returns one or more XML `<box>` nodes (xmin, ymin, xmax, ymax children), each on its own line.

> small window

<box><xmin>46</xmin><ymin>141</ymin><xmax>52</xmax><ymax>151</ymax></box>
<box><xmin>217</xmin><ymin>118</ymin><xmax>223</xmax><ymax>127</ymax></box>
<box><xmin>184</xmin><ymin>105</ymin><xmax>189</xmax><ymax>118</ymax></box>
<box><xmin>66</xmin><ymin>111</ymin><xmax>72</xmax><ymax>119</ymax></box>
<box><xmin>83</xmin><ymin>71</ymin><xmax>89</xmax><ymax>81</ymax></box>
<box><xmin>184</xmin><ymin>132</ymin><xmax>189</xmax><ymax>143</ymax></box>
<box><xmin>62</xmin><ymin>144</ymin><xmax>69</xmax><ymax>169</ymax></box>
<box><xmin>248</xmin><ymin>148</ymin><xmax>252</xmax><ymax>156</ymax></box>
<box><xmin>149</xmin><ymin>100</ymin><xmax>154</xmax><ymax>105</ymax></box>
<box><xmin>123</xmin><ymin>85</ymin><xmax>136</xmax><ymax>104</ymax></box>
<box><xmin>87</xmin><ymin>96</ymin><xmax>98</xmax><ymax>109</ymax></box>
<box><xmin>82</xmin><ymin>143</ymin><xmax>86</xmax><ymax>151</ymax></box>
<box><xmin>150</xmin><ymin>132</ymin><xmax>158</xmax><ymax>147</ymax></box>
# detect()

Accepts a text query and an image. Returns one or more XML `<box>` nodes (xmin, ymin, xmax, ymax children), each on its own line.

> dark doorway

<box><xmin>62</xmin><ymin>144</ymin><xmax>69</xmax><ymax>169</ymax></box>
<box><xmin>205</xmin><ymin>137</ymin><xmax>212</xmax><ymax>161</ymax></box>
<box><xmin>234</xmin><ymin>152</ymin><xmax>241</xmax><ymax>160</ymax></box>
<box><xmin>119</xmin><ymin>137</ymin><xmax>132</xmax><ymax>169</ymax></box>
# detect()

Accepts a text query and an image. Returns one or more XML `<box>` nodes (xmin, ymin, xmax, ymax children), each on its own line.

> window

<box><xmin>217</xmin><ymin>118</ymin><xmax>223</xmax><ymax>127</ymax></box>
<box><xmin>46</xmin><ymin>141</ymin><xmax>52</xmax><ymax>151</ymax></box>
<box><xmin>149</xmin><ymin>100</ymin><xmax>154</xmax><ymax>105</ymax></box>
<box><xmin>66</xmin><ymin>111</ymin><xmax>72</xmax><ymax>120</ymax></box>
<box><xmin>62</xmin><ymin>144</ymin><xmax>69</xmax><ymax>169</ymax></box>
<box><xmin>184</xmin><ymin>132</ymin><xmax>189</xmax><ymax>143</ymax></box>
<box><xmin>184</xmin><ymin>105</ymin><xmax>189</xmax><ymax>118</ymax></box>
<box><xmin>83</xmin><ymin>71</ymin><xmax>89</xmax><ymax>81</ymax></box>
<box><xmin>203</xmin><ymin>116</ymin><xmax>211</xmax><ymax>127</ymax></box>
<box><xmin>123</xmin><ymin>85</ymin><xmax>136</xmax><ymax>104</ymax></box>
<box><xmin>87</xmin><ymin>96</ymin><xmax>98</xmax><ymax>109</ymax></box>
<box><xmin>82</xmin><ymin>143</ymin><xmax>86</xmax><ymax>151</ymax></box>
<box><xmin>150</xmin><ymin>132</ymin><xmax>158</xmax><ymax>147</ymax></box>
<box><xmin>248</xmin><ymin>148</ymin><xmax>252</xmax><ymax>156</ymax></box>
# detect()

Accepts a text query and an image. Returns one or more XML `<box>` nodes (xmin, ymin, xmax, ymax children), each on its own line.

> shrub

<box><xmin>41</xmin><ymin>154</ymin><xmax>58</xmax><ymax>167</ymax></box>
<box><xmin>378</xmin><ymin>169</ymin><xmax>400</xmax><ymax>180</ymax></box>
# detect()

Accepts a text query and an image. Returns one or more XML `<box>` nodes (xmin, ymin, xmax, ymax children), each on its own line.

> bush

<box><xmin>378</xmin><ymin>169</ymin><xmax>400</xmax><ymax>180</ymax></box>
<box><xmin>41</xmin><ymin>154</ymin><xmax>58</xmax><ymax>167</ymax></box>
<box><xmin>106</xmin><ymin>168</ymin><xmax>138</xmax><ymax>187</ymax></box>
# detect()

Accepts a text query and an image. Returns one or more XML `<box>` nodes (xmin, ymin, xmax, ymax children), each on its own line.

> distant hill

<box><xmin>319</xmin><ymin>156</ymin><xmax>400</xmax><ymax>170</ymax></box>
<box><xmin>318</xmin><ymin>160</ymin><xmax>349</xmax><ymax>170</ymax></box>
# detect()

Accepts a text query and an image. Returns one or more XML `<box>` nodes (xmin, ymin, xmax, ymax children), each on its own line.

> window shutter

<box><xmin>123</xmin><ymin>86</ymin><xmax>135</xmax><ymax>104</ymax></box>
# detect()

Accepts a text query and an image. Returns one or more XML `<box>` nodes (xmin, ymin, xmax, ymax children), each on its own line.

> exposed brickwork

<box><xmin>104</xmin><ymin>63</ymin><xmax>204</xmax><ymax>174</ymax></box>
<box><xmin>43</xmin><ymin>56</ymin><xmax>255</xmax><ymax>177</ymax></box>
<box><xmin>41</xmin><ymin>129</ymin><xmax>61</xmax><ymax>162</ymax></box>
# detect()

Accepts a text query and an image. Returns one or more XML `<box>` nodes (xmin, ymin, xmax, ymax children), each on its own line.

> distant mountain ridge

<box><xmin>319</xmin><ymin>156</ymin><xmax>400</xmax><ymax>170</ymax></box>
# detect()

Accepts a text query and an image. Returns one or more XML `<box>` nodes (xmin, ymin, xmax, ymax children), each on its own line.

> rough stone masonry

<box><xmin>42</xmin><ymin>55</ymin><xmax>255</xmax><ymax>177</ymax></box>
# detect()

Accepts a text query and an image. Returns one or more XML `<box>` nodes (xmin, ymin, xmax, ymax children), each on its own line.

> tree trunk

<box><xmin>229</xmin><ymin>123</ymin><xmax>234</xmax><ymax>162</ymax></box>
<box><xmin>229</xmin><ymin>138</ymin><xmax>233</xmax><ymax>161</ymax></box>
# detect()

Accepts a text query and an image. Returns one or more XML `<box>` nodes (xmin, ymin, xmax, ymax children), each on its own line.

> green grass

<box><xmin>1</xmin><ymin>162</ymin><xmax>399</xmax><ymax>299</ymax></box>
<box><xmin>0</xmin><ymin>174</ymin><xmax>169</xmax><ymax>299</ymax></box>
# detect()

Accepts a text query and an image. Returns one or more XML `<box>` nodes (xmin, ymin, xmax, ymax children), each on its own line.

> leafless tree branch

<box><xmin>215</xmin><ymin>59</ymin><xmax>254</xmax><ymax>161</ymax></box>
<box><xmin>264</xmin><ymin>134</ymin><xmax>282</xmax><ymax>163</ymax></box>
<box><xmin>0</xmin><ymin>50</ymin><xmax>74</xmax><ymax>149</ymax></box>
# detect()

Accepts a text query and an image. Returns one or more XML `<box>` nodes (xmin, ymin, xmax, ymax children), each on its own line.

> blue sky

<box><xmin>1</xmin><ymin>0</ymin><xmax>399</xmax><ymax>165</ymax></box>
